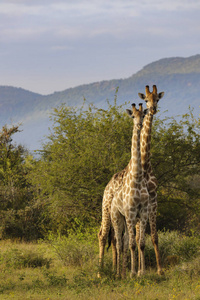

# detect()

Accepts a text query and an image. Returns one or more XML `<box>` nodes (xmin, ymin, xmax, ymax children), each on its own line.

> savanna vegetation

<box><xmin>0</xmin><ymin>231</ymin><xmax>200</xmax><ymax>299</ymax></box>
<box><xmin>0</xmin><ymin>96</ymin><xmax>199</xmax><ymax>299</ymax></box>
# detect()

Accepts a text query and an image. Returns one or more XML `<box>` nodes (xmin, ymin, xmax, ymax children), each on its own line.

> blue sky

<box><xmin>0</xmin><ymin>0</ymin><xmax>200</xmax><ymax>95</ymax></box>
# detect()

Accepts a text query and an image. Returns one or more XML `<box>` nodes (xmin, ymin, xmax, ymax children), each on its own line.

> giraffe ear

<box><xmin>138</xmin><ymin>93</ymin><xmax>145</xmax><ymax>100</ymax></box>
<box><xmin>126</xmin><ymin>109</ymin><xmax>133</xmax><ymax>117</ymax></box>
<box><xmin>158</xmin><ymin>92</ymin><xmax>164</xmax><ymax>100</ymax></box>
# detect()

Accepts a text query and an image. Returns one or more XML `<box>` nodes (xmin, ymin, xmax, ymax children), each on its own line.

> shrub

<box><xmin>144</xmin><ymin>231</ymin><xmax>200</xmax><ymax>268</ymax></box>
<box><xmin>0</xmin><ymin>248</ymin><xmax>51</xmax><ymax>269</ymax></box>
<box><xmin>43</xmin><ymin>270</ymin><xmax>68</xmax><ymax>286</ymax></box>
<box><xmin>47</xmin><ymin>231</ymin><xmax>97</xmax><ymax>267</ymax></box>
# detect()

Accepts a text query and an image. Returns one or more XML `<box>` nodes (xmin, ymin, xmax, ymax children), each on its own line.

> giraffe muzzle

<box><xmin>150</xmin><ymin>107</ymin><xmax>157</xmax><ymax>114</ymax></box>
<box><xmin>137</xmin><ymin>123</ymin><xmax>142</xmax><ymax>129</ymax></box>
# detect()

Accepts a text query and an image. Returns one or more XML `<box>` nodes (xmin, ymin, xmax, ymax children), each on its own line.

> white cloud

<box><xmin>0</xmin><ymin>3</ymin><xmax>46</xmax><ymax>16</ymax></box>
<box><xmin>0</xmin><ymin>28</ymin><xmax>49</xmax><ymax>42</ymax></box>
<box><xmin>0</xmin><ymin>0</ymin><xmax>200</xmax><ymax>42</ymax></box>
<box><xmin>0</xmin><ymin>0</ymin><xmax>199</xmax><ymax>18</ymax></box>
<box><xmin>0</xmin><ymin>0</ymin><xmax>200</xmax><ymax>94</ymax></box>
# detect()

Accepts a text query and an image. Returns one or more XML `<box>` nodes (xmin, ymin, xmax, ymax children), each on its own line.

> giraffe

<box><xmin>98</xmin><ymin>157</ymin><xmax>126</xmax><ymax>275</ymax></box>
<box><xmin>98</xmin><ymin>85</ymin><xmax>164</xmax><ymax>276</ymax></box>
<box><xmin>137</xmin><ymin>85</ymin><xmax>164</xmax><ymax>275</ymax></box>
<box><xmin>111</xmin><ymin>103</ymin><xmax>149</xmax><ymax>278</ymax></box>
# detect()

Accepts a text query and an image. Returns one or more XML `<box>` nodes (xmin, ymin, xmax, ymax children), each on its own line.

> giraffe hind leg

<box><xmin>122</xmin><ymin>222</ymin><xmax>129</xmax><ymax>279</ymax></box>
<box><xmin>98</xmin><ymin>217</ymin><xmax>111</xmax><ymax>277</ymax></box>
<box><xmin>149</xmin><ymin>208</ymin><xmax>164</xmax><ymax>275</ymax></box>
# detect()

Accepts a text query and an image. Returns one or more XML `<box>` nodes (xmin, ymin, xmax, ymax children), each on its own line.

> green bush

<box><xmin>144</xmin><ymin>231</ymin><xmax>200</xmax><ymax>268</ymax></box>
<box><xmin>47</xmin><ymin>230</ymin><xmax>200</xmax><ymax>271</ymax></box>
<box><xmin>43</xmin><ymin>270</ymin><xmax>68</xmax><ymax>286</ymax></box>
<box><xmin>0</xmin><ymin>248</ymin><xmax>51</xmax><ymax>269</ymax></box>
<box><xmin>47</xmin><ymin>231</ymin><xmax>97</xmax><ymax>267</ymax></box>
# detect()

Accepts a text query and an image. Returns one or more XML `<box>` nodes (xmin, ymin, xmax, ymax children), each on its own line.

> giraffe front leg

<box><xmin>122</xmin><ymin>222</ymin><xmax>129</xmax><ymax>279</ymax></box>
<box><xmin>127</xmin><ymin>225</ymin><xmax>137</xmax><ymax>278</ymax></box>
<box><xmin>111</xmin><ymin>205</ymin><xmax>124</xmax><ymax>278</ymax></box>
<box><xmin>129</xmin><ymin>243</ymin><xmax>136</xmax><ymax>278</ymax></box>
<box><xmin>112</xmin><ymin>225</ymin><xmax>123</xmax><ymax>278</ymax></box>
<box><xmin>137</xmin><ymin>216</ymin><xmax>148</xmax><ymax>276</ymax></box>
<box><xmin>135</xmin><ymin>222</ymin><xmax>141</xmax><ymax>273</ymax></box>
<box><xmin>149</xmin><ymin>203</ymin><xmax>164</xmax><ymax>275</ymax></box>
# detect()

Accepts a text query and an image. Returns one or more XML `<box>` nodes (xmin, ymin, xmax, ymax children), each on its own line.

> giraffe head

<box><xmin>138</xmin><ymin>85</ymin><xmax>164</xmax><ymax>115</ymax></box>
<box><xmin>126</xmin><ymin>103</ymin><xmax>146</xmax><ymax>129</ymax></box>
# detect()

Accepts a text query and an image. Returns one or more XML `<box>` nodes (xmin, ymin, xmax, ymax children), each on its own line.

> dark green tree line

<box><xmin>151</xmin><ymin>110</ymin><xmax>200</xmax><ymax>233</ymax></box>
<box><xmin>29</xmin><ymin>102</ymin><xmax>200</xmax><ymax>236</ymax></box>
<box><xmin>29</xmin><ymin>100</ymin><xmax>133</xmax><ymax>234</ymax></box>
<box><xmin>0</xmin><ymin>101</ymin><xmax>199</xmax><ymax>239</ymax></box>
<box><xmin>0</xmin><ymin>125</ymin><xmax>44</xmax><ymax>239</ymax></box>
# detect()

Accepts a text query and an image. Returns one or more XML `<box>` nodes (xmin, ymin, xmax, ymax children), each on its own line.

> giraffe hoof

<box><xmin>157</xmin><ymin>269</ymin><xmax>165</xmax><ymax>276</ymax></box>
<box><xmin>122</xmin><ymin>273</ymin><xmax>126</xmax><ymax>280</ymax></box>
<box><xmin>130</xmin><ymin>272</ymin><xmax>137</xmax><ymax>279</ymax></box>
<box><xmin>137</xmin><ymin>270</ymin><xmax>145</xmax><ymax>277</ymax></box>
<box><xmin>116</xmin><ymin>273</ymin><xmax>121</xmax><ymax>279</ymax></box>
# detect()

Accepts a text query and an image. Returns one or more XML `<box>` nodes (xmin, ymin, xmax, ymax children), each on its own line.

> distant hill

<box><xmin>1</xmin><ymin>54</ymin><xmax>200</xmax><ymax>150</ymax></box>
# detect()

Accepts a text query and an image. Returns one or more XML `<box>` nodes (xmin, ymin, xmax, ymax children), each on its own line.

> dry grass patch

<box><xmin>0</xmin><ymin>231</ymin><xmax>199</xmax><ymax>299</ymax></box>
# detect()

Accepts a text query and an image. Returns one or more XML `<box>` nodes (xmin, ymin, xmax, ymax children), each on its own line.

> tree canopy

<box><xmin>29</xmin><ymin>102</ymin><xmax>200</xmax><ymax>236</ymax></box>
<box><xmin>0</xmin><ymin>101</ymin><xmax>199</xmax><ymax>239</ymax></box>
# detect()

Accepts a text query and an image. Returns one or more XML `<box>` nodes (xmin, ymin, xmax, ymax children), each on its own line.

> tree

<box><xmin>0</xmin><ymin>125</ymin><xmax>43</xmax><ymax>240</ymax></box>
<box><xmin>151</xmin><ymin>109</ymin><xmax>200</xmax><ymax>233</ymax></box>
<box><xmin>29</xmin><ymin>99</ymin><xmax>133</xmax><ymax>234</ymax></box>
<box><xmin>30</xmin><ymin>101</ymin><xmax>200</xmax><ymax>235</ymax></box>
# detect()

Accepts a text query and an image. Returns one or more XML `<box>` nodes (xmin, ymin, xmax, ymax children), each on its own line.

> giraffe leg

<box><xmin>129</xmin><ymin>243</ymin><xmax>136</xmax><ymax>278</ymax></box>
<box><xmin>122</xmin><ymin>222</ymin><xmax>129</xmax><ymax>279</ymax></box>
<box><xmin>138</xmin><ymin>217</ymin><xmax>148</xmax><ymax>276</ymax></box>
<box><xmin>149</xmin><ymin>203</ymin><xmax>164</xmax><ymax>275</ymax></box>
<box><xmin>111</xmin><ymin>227</ymin><xmax>117</xmax><ymax>272</ymax></box>
<box><xmin>111</xmin><ymin>209</ymin><xmax>124</xmax><ymax>278</ymax></box>
<box><xmin>135</xmin><ymin>222</ymin><xmax>140</xmax><ymax>273</ymax></box>
<box><xmin>116</xmin><ymin>233</ymin><xmax>123</xmax><ymax>278</ymax></box>
<box><xmin>98</xmin><ymin>207</ymin><xmax>111</xmax><ymax>277</ymax></box>
<box><xmin>127</xmin><ymin>223</ymin><xmax>137</xmax><ymax>278</ymax></box>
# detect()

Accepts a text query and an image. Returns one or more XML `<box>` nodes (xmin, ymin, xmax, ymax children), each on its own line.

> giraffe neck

<box><xmin>140</xmin><ymin>113</ymin><xmax>153</xmax><ymax>173</ymax></box>
<box><xmin>129</xmin><ymin>126</ymin><xmax>142</xmax><ymax>181</ymax></box>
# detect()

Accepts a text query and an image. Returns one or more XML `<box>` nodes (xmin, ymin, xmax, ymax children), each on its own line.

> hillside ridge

<box><xmin>134</xmin><ymin>54</ymin><xmax>200</xmax><ymax>76</ymax></box>
<box><xmin>0</xmin><ymin>54</ymin><xmax>199</xmax><ymax>149</ymax></box>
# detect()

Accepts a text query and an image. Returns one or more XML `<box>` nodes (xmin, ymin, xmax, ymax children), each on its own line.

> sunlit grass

<box><xmin>0</xmin><ymin>231</ymin><xmax>199</xmax><ymax>299</ymax></box>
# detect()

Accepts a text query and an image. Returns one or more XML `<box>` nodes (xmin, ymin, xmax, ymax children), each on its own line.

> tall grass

<box><xmin>0</xmin><ymin>231</ymin><xmax>199</xmax><ymax>299</ymax></box>
<box><xmin>46</xmin><ymin>228</ymin><xmax>98</xmax><ymax>267</ymax></box>
<box><xmin>145</xmin><ymin>230</ymin><xmax>200</xmax><ymax>268</ymax></box>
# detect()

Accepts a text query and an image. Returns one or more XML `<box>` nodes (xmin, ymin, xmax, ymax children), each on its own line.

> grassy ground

<box><xmin>0</xmin><ymin>231</ymin><xmax>200</xmax><ymax>299</ymax></box>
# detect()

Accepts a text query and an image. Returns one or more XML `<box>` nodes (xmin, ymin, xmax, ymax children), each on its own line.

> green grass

<box><xmin>0</xmin><ymin>231</ymin><xmax>199</xmax><ymax>299</ymax></box>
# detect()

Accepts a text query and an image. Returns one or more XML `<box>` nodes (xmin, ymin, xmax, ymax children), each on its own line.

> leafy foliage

<box><xmin>47</xmin><ymin>230</ymin><xmax>96</xmax><ymax>266</ymax></box>
<box><xmin>0</xmin><ymin>247</ymin><xmax>51</xmax><ymax>269</ymax></box>
<box><xmin>29</xmin><ymin>98</ymin><xmax>133</xmax><ymax>234</ymax></box>
<box><xmin>0</xmin><ymin>99</ymin><xmax>199</xmax><ymax>239</ymax></box>
<box><xmin>28</xmin><ymin>100</ymin><xmax>200</xmax><ymax>235</ymax></box>
<box><xmin>0</xmin><ymin>125</ymin><xmax>44</xmax><ymax>240</ymax></box>
<box><xmin>151</xmin><ymin>110</ymin><xmax>200</xmax><ymax>233</ymax></box>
